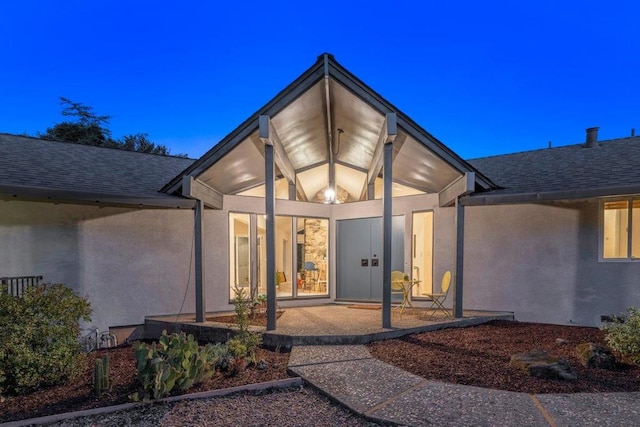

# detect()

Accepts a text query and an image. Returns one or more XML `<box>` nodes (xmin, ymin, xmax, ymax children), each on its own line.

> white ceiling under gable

<box><xmin>162</xmin><ymin>54</ymin><xmax>496</xmax><ymax>201</ymax></box>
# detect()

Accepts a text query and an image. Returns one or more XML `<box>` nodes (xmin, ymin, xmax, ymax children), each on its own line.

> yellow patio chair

<box><xmin>421</xmin><ymin>270</ymin><xmax>451</xmax><ymax>320</ymax></box>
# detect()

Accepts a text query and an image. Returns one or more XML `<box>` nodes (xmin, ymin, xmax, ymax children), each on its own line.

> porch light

<box><xmin>316</xmin><ymin>185</ymin><xmax>349</xmax><ymax>204</ymax></box>
<box><xmin>324</xmin><ymin>188</ymin><xmax>335</xmax><ymax>203</ymax></box>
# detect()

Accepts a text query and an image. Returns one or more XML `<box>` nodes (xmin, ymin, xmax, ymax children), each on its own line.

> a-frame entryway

<box><xmin>161</xmin><ymin>53</ymin><xmax>497</xmax><ymax>330</ymax></box>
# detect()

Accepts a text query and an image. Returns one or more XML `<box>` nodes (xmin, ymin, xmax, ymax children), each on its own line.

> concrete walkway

<box><xmin>288</xmin><ymin>345</ymin><xmax>640</xmax><ymax>427</ymax></box>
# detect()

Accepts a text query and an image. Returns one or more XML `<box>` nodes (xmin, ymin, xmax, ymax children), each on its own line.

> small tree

<box><xmin>0</xmin><ymin>283</ymin><xmax>92</xmax><ymax>396</ymax></box>
<box><xmin>229</xmin><ymin>284</ymin><xmax>262</xmax><ymax>364</ymax></box>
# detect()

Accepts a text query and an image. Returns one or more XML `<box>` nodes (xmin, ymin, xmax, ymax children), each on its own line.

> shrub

<box><xmin>601</xmin><ymin>307</ymin><xmax>640</xmax><ymax>364</ymax></box>
<box><xmin>0</xmin><ymin>283</ymin><xmax>92</xmax><ymax>396</ymax></box>
<box><xmin>133</xmin><ymin>331</ymin><xmax>217</xmax><ymax>400</ymax></box>
<box><xmin>231</xmin><ymin>284</ymin><xmax>262</xmax><ymax>364</ymax></box>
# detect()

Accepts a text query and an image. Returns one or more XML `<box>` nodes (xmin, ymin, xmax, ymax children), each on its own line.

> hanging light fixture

<box><xmin>324</xmin><ymin>187</ymin><xmax>336</xmax><ymax>203</ymax></box>
<box><xmin>316</xmin><ymin>185</ymin><xmax>348</xmax><ymax>204</ymax></box>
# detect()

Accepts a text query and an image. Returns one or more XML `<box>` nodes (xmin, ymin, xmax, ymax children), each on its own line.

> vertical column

<box><xmin>288</xmin><ymin>181</ymin><xmax>296</xmax><ymax>201</ymax></box>
<box><xmin>265</xmin><ymin>143</ymin><xmax>276</xmax><ymax>331</ymax></box>
<box><xmin>382</xmin><ymin>141</ymin><xmax>393</xmax><ymax>329</ymax></box>
<box><xmin>453</xmin><ymin>197</ymin><xmax>465</xmax><ymax>318</ymax></box>
<box><xmin>194</xmin><ymin>199</ymin><xmax>205</xmax><ymax>322</ymax></box>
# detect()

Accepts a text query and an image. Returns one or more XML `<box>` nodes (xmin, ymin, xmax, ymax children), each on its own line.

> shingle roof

<box><xmin>468</xmin><ymin>136</ymin><xmax>640</xmax><ymax>199</ymax></box>
<box><xmin>0</xmin><ymin>134</ymin><xmax>195</xmax><ymax>205</ymax></box>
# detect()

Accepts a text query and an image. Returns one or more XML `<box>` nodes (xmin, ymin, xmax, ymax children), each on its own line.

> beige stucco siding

<box><xmin>0</xmin><ymin>201</ymin><xmax>199</xmax><ymax>331</ymax></box>
<box><xmin>464</xmin><ymin>201</ymin><xmax>640</xmax><ymax>326</ymax></box>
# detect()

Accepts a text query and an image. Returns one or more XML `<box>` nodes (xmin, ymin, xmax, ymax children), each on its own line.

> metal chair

<box><xmin>421</xmin><ymin>271</ymin><xmax>452</xmax><ymax>320</ymax></box>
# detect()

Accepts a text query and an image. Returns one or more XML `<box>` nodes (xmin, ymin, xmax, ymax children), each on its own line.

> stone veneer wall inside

<box><xmin>304</xmin><ymin>218</ymin><xmax>327</xmax><ymax>280</ymax></box>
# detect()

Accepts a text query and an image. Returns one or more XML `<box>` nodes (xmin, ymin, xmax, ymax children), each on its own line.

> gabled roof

<box><xmin>161</xmin><ymin>54</ymin><xmax>496</xmax><ymax>198</ymax></box>
<box><xmin>467</xmin><ymin>136</ymin><xmax>640</xmax><ymax>205</ymax></box>
<box><xmin>0</xmin><ymin>134</ymin><xmax>196</xmax><ymax>207</ymax></box>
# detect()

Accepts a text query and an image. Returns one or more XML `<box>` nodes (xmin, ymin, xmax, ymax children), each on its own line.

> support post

<box><xmin>382</xmin><ymin>141</ymin><xmax>393</xmax><ymax>329</ymax></box>
<box><xmin>265</xmin><ymin>143</ymin><xmax>277</xmax><ymax>331</ymax></box>
<box><xmin>453</xmin><ymin>197</ymin><xmax>465</xmax><ymax>318</ymax></box>
<box><xmin>194</xmin><ymin>199</ymin><xmax>205</xmax><ymax>322</ymax></box>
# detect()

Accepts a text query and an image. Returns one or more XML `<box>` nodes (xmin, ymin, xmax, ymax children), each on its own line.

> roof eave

<box><xmin>162</xmin><ymin>54</ymin><xmax>498</xmax><ymax>195</ymax></box>
<box><xmin>461</xmin><ymin>183</ymin><xmax>640</xmax><ymax>206</ymax></box>
<box><xmin>161</xmin><ymin>56</ymin><xmax>327</xmax><ymax>195</ymax></box>
<box><xmin>0</xmin><ymin>184</ymin><xmax>195</xmax><ymax>209</ymax></box>
<box><xmin>326</xmin><ymin>57</ymin><xmax>498</xmax><ymax>191</ymax></box>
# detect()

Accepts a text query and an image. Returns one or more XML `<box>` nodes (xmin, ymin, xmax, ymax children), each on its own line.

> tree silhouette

<box><xmin>38</xmin><ymin>98</ymin><xmax>186</xmax><ymax>157</ymax></box>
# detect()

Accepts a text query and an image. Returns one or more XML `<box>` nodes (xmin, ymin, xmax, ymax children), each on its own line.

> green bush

<box><xmin>601</xmin><ymin>307</ymin><xmax>640</xmax><ymax>364</ymax></box>
<box><xmin>232</xmin><ymin>284</ymin><xmax>262</xmax><ymax>364</ymax></box>
<box><xmin>133</xmin><ymin>331</ymin><xmax>217</xmax><ymax>400</ymax></box>
<box><xmin>0</xmin><ymin>283</ymin><xmax>92</xmax><ymax>396</ymax></box>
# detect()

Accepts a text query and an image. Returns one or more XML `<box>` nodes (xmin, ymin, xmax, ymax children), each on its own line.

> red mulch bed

<box><xmin>0</xmin><ymin>345</ymin><xmax>290</xmax><ymax>423</ymax></box>
<box><xmin>4</xmin><ymin>320</ymin><xmax>640</xmax><ymax>422</ymax></box>
<box><xmin>368</xmin><ymin>320</ymin><xmax>640</xmax><ymax>394</ymax></box>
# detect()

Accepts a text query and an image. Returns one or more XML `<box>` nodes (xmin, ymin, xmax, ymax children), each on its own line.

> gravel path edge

<box><xmin>1</xmin><ymin>378</ymin><xmax>303</xmax><ymax>427</ymax></box>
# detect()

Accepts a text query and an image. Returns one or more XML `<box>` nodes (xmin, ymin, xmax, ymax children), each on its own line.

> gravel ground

<box><xmin>44</xmin><ymin>386</ymin><xmax>380</xmax><ymax>427</ymax></box>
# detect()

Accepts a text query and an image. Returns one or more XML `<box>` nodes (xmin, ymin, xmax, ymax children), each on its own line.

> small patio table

<box><xmin>394</xmin><ymin>279</ymin><xmax>420</xmax><ymax>316</ymax></box>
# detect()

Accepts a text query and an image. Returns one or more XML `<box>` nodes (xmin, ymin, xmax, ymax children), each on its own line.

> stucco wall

<box><xmin>0</xmin><ymin>193</ymin><xmax>469</xmax><ymax>332</ymax></box>
<box><xmin>464</xmin><ymin>200</ymin><xmax>640</xmax><ymax>326</ymax></box>
<box><xmin>0</xmin><ymin>200</ymin><xmax>223</xmax><ymax>332</ymax></box>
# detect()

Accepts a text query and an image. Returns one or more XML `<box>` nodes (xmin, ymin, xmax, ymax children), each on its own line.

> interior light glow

<box><xmin>324</xmin><ymin>188</ymin><xmax>335</xmax><ymax>203</ymax></box>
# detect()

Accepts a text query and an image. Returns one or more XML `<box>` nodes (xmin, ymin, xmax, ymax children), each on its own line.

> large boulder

<box><xmin>575</xmin><ymin>342</ymin><xmax>616</xmax><ymax>369</ymax></box>
<box><xmin>510</xmin><ymin>350</ymin><xmax>577</xmax><ymax>381</ymax></box>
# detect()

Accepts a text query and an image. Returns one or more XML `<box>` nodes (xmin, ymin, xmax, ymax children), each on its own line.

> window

<box><xmin>602</xmin><ymin>198</ymin><xmax>640</xmax><ymax>260</ymax></box>
<box><xmin>229</xmin><ymin>213</ymin><xmax>251</xmax><ymax>298</ymax></box>
<box><xmin>411</xmin><ymin>211</ymin><xmax>434</xmax><ymax>297</ymax></box>
<box><xmin>229</xmin><ymin>212</ymin><xmax>328</xmax><ymax>300</ymax></box>
<box><xmin>296</xmin><ymin>218</ymin><xmax>328</xmax><ymax>296</ymax></box>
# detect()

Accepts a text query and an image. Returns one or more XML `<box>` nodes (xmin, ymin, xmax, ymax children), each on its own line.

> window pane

<box><xmin>603</xmin><ymin>201</ymin><xmax>628</xmax><ymax>258</ymax></box>
<box><xmin>229</xmin><ymin>213</ymin><xmax>251</xmax><ymax>299</ymax></box>
<box><xmin>296</xmin><ymin>218</ymin><xmax>328</xmax><ymax>296</ymax></box>
<box><xmin>412</xmin><ymin>211</ymin><xmax>434</xmax><ymax>297</ymax></box>
<box><xmin>632</xmin><ymin>200</ymin><xmax>640</xmax><ymax>259</ymax></box>
<box><xmin>257</xmin><ymin>215</ymin><xmax>266</xmax><ymax>296</ymax></box>
<box><xmin>275</xmin><ymin>216</ymin><xmax>293</xmax><ymax>297</ymax></box>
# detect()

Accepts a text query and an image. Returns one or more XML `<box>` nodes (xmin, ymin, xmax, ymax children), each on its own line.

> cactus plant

<box><xmin>133</xmin><ymin>331</ymin><xmax>218</xmax><ymax>400</ymax></box>
<box><xmin>93</xmin><ymin>354</ymin><xmax>110</xmax><ymax>396</ymax></box>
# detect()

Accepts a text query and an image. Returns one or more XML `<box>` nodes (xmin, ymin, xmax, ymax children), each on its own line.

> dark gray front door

<box><xmin>336</xmin><ymin>216</ymin><xmax>404</xmax><ymax>301</ymax></box>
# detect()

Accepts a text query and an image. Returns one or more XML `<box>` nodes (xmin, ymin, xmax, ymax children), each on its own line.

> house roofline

<box><xmin>161</xmin><ymin>54</ymin><xmax>498</xmax><ymax>195</ymax></box>
<box><xmin>0</xmin><ymin>184</ymin><xmax>196</xmax><ymax>209</ymax></box>
<box><xmin>462</xmin><ymin>183</ymin><xmax>640</xmax><ymax>206</ymax></box>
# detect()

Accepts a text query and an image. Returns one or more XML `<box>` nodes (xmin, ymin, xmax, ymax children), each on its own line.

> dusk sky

<box><xmin>1</xmin><ymin>1</ymin><xmax>639</xmax><ymax>160</ymax></box>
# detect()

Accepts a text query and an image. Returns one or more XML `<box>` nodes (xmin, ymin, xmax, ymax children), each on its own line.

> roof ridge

<box><xmin>0</xmin><ymin>132</ymin><xmax>196</xmax><ymax>161</ymax></box>
<box><xmin>468</xmin><ymin>135</ymin><xmax>640</xmax><ymax>162</ymax></box>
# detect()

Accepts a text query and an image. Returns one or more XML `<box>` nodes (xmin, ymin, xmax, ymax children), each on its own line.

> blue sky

<box><xmin>1</xmin><ymin>1</ymin><xmax>639</xmax><ymax>159</ymax></box>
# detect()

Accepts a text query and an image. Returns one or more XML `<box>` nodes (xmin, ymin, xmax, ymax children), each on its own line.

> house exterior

<box><xmin>1</xmin><ymin>54</ymin><xmax>638</xmax><ymax>331</ymax></box>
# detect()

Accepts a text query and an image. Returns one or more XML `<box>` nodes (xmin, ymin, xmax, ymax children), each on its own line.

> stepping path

<box><xmin>288</xmin><ymin>345</ymin><xmax>640</xmax><ymax>427</ymax></box>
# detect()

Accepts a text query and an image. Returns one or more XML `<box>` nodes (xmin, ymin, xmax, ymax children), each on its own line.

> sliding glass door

<box><xmin>229</xmin><ymin>212</ymin><xmax>328</xmax><ymax>301</ymax></box>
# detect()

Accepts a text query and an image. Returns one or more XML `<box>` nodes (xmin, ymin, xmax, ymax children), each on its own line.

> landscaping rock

<box><xmin>575</xmin><ymin>342</ymin><xmax>616</xmax><ymax>369</ymax></box>
<box><xmin>510</xmin><ymin>350</ymin><xmax>577</xmax><ymax>381</ymax></box>
<box><xmin>555</xmin><ymin>338</ymin><xmax>568</xmax><ymax>345</ymax></box>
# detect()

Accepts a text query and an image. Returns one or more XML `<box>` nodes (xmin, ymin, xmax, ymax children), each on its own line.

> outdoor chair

<box><xmin>421</xmin><ymin>270</ymin><xmax>451</xmax><ymax>320</ymax></box>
